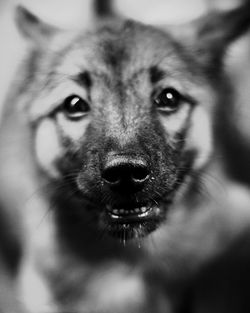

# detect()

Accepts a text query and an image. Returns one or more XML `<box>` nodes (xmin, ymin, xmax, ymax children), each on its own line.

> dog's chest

<box><xmin>17</xmin><ymin>206</ymin><xmax>148</xmax><ymax>313</ymax></box>
<box><xmin>19</xmin><ymin>256</ymin><xmax>147</xmax><ymax>313</ymax></box>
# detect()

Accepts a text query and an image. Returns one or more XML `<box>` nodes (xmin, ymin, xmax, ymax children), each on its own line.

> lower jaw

<box><xmin>104</xmin><ymin>204</ymin><xmax>163</xmax><ymax>242</ymax></box>
<box><xmin>107</xmin><ymin>221</ymin><xmax>160</xmax><ymax>244</ymax></box>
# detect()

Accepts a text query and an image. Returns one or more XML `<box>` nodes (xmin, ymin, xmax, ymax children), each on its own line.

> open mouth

<box><xmin>104</xmin><ymin>203</ymin><xmax>163</xmax><ymax>242</ymax></box>
<box><xmin>106</xmin><ymin>204</ymin><xmax>154</xmax><ymax>221</ymax></box>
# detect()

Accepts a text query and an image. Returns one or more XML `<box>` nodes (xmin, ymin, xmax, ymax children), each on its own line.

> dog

<box><xmin>0</xmin><ymin>1</ymin><xmax>250</xmax><ymax>312</ymax></box>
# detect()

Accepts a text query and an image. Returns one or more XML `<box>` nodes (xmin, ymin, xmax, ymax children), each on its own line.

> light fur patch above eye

<box><xmin>35</xmin><ymin>119</ymin><xmax>62</xmax><ymax>178</ymax></box>
<box><xmin>57</xmin><ymin>112</ymin><xmax>90</xmax><ymax>142</ymax></box>
<box><xmin>186</xmin><ymin>106</ymin><xmax>212</xmax><ymax>170</ymax></box>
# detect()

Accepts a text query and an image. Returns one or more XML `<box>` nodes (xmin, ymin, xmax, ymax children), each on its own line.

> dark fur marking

<box><xmin>102</xmin><ymin>38</ymin><xmax>129</xmax><ymax>70</ymax></box>
<box><xmin>150</xmin><ymin>66</ymin><xmax>165</xmax><ymax>84</ymax></box>
<box><xmin>0</xmin><ymin>208</ymin><xmax>22</xmax><ymax>275</ymax></box>
<box><xmin>76</xmin><ymin>71</ymin><xmax>92</xmax><ymax>89</ymax></box>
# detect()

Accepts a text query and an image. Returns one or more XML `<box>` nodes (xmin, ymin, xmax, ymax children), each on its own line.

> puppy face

<box><xmin>15</xmin><ymin>4</ymin><xmax>250</xmax><ymax>242</ymax></box>
<box><xmin>23</xmin><ymin>21</ymin><xmax>213</xmax><ymax>241</ymax></box>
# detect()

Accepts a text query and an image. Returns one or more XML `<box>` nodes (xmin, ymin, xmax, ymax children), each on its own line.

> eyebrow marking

<box><xmin>149</xmin><ymin>66</ymin><xmax>165</xmax><ymax>84</ymax></box>
<box><xmin>75</xmin><ymin>71</ymin><xmax>92</xmax><ymax>89</ymax></box>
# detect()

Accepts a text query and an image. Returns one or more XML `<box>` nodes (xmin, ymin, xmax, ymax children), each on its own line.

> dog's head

<box><xmin>15</xmin><ymin>3</ymin><xmax>250</xmax><ymax>242</ymax></box>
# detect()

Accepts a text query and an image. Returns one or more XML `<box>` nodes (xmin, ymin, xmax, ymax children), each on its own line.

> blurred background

<box><xmin>0</xmin><ymin>1</ymin><xmax>249</xmax><ymax>312</ymax></box>
<box><xmin>0</xmin><ymin>0</ymin><xmax>249</xmax><ymax>143</ymax></box>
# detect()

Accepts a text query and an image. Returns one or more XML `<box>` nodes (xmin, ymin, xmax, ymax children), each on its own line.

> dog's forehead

<box><xmin>55</xmin><ymin>20</ymin><xmax>194</xmax><ymax>80</ymax></box>
<box><xmin>94</xmin><ymin>20</ymin><xmax>177</xmax><ymax>61</ymax></box>
<box><xmin>99</xmin><ymin>21</ymin><xmax>194</xmax><ymax>73</ymax></box>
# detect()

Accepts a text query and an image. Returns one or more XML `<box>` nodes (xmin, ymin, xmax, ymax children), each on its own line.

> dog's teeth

<box><xmin>108</xmin><ymin>205</ymin><xmax>151</xmax><ymax>216</ymax></box>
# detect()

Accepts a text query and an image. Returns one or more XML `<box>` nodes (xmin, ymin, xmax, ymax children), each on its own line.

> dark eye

<box><xmin>154</xmin><ymin>88</ymin><xmax>182</xmax><ymax>113</ymax></box>
<box><xmin>62</xmin><ymin>95</ymin><xmax>90</xmax><ymax>120</ymax></box>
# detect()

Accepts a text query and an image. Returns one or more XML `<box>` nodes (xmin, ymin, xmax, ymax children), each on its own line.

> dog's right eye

<box><xmin>62</xmin><ymin>95</ymin><xmax>90</xmax><ymax>120</ymax></box>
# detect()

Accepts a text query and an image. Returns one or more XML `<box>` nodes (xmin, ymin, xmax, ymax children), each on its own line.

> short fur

<box><xmin>1</xmin><ymin>2</ymin><xmax>250</xmax><ymax>313</ymax></box>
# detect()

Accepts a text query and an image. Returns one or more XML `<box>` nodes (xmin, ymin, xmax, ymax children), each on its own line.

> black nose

<box><xmin>102</xmin><ymin>154</ymin><xmax>150</xmax><ymax>192</ymax></box>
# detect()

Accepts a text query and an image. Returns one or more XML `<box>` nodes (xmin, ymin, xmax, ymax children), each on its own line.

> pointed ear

<box><xmin>15</xmin><ymin>6</ymin><xmax>58</xmax><ymax>46</ymax></box>
<box><xmin>194</xmin><ymin>1</ymin><xmax>250</xmax><ymax>64</ymax></box>
<box><xmin>168</xmin><ymin>1</ymin><xmax>250</xmax><ymax>66</ymax></box>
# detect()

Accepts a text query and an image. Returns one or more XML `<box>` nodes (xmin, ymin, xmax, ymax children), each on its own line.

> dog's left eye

<box><xmin>62</xmin><ymin>95</ymin><xmax>90</xmax><ymax>120</ymax></box>
<box><xmin>154</xmin><ymin>88</ymin><xmax>181</xmax><ymax>113</ymax></box>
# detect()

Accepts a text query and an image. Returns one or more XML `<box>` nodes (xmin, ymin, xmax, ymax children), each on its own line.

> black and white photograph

<box><xmin>0</xmin><ymin>1</ymin><xmax>250</xmax><ymax>312</ymax></box>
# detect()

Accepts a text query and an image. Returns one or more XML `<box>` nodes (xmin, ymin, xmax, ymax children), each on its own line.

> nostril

<box><xmin>131</xmin><ymin>166</ymin><xmax>150</xmax><ymax>182</ymax></box>
<box><xmin>102</xmin><ymin>167</ymin><xmax>121</xmax><ymax>185</ymax></box>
